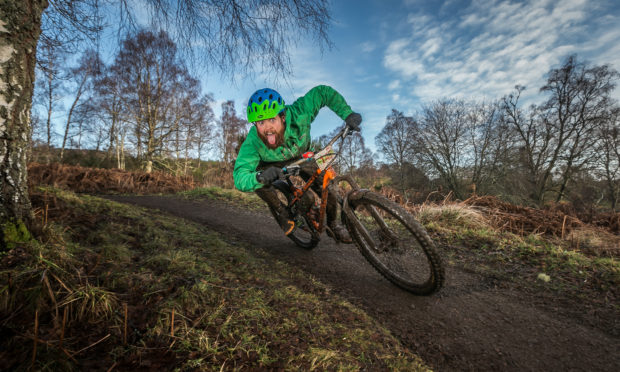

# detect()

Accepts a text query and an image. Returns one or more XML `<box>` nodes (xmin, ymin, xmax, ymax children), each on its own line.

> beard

<box><xmin>258</xmin><ymin>125</ymin><xmax>285</xmax><ymax>150</ymax></box>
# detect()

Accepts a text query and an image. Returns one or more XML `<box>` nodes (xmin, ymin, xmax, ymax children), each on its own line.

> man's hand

<box><xmin>256</xmin><ymin>166</ymin><xmax>283</xmax><ymax>185</ymax></box>
<box><xmin>345</xmin><ymin>112</ymin><xmax>362</xmax><ymax>132</ymax></box>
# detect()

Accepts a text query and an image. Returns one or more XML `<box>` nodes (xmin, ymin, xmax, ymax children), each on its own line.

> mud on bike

<box><xmin>259</xmin><ymin>126</ymin><xmax>444</xmax><ymax>295</ymax></box>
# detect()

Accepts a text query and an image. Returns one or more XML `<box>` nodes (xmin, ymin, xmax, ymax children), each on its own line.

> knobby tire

<box><xmin>343</xmin><ymin>191</ymin><xmax>444</xmax><ymax>295</ymax></box>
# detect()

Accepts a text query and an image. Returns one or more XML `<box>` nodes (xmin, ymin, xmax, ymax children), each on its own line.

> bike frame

<box><xmin>280</xmin><ymin>127</ymin><xmax>354</xmax><ymax>234</ymax></box>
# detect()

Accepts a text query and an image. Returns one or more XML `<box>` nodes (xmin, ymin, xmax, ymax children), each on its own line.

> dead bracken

<box><xmin>28</xmin><ymin>162</ymin><xmax>195</xmax><ymax>194</ymax></box>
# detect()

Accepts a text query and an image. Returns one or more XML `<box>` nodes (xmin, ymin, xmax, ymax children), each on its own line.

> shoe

<box><xmin>327</xmin><ymin>224</ymin><xmax>353</xmax><ymax>244</ymax></box>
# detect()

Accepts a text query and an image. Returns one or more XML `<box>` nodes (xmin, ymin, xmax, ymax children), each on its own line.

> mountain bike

<box><xmin>263</xmin><ymin>126</ymin><xmax>444</xmax><ymax>295</ymax></box>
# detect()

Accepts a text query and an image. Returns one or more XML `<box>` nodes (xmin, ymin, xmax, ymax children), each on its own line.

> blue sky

<box><xmin>202</xmin><ymin>0</ymin><xmax>620</xmax><ymax>153</ymax></box>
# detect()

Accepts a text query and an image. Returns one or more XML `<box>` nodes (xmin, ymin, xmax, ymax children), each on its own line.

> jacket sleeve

<box><xmin>290</xmin><ymin>85</ymin><xmax>354</xmax><ymax>123</ymax></box>
<box><xmin>233</xmin><ymin>135</ymin><xmax>264</xmax><ymax>192</ymax></box>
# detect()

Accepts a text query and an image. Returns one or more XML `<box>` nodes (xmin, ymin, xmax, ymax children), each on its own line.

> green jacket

<box><xmin>233</xmin><ymin>85</ymin><xmax>354</xmax><ymax>192</ymax></box>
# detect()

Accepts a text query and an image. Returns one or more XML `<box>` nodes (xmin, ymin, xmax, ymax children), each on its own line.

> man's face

<box><xmin>255</xmin><ymin>114</ymin><xmax>285</xmax><ymax>149</ymax></box>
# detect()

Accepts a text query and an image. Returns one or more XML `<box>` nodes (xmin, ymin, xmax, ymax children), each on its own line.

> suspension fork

<box><xmin>338</xmin><ymin>175</ymin><xmax>392</xmax><ymax>235</ymax></box>
<box><xmin>316</xmin><ymin>167</ymin><xmax>337</xmax><ymax>232</ymax></box>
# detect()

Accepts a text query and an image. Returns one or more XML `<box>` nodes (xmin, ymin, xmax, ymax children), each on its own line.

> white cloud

<box><xmin>421</xmin><ymin>37</ymin><xmax>441</xmax><ymax>58</ymax></box>
<box><xmin>360</xmin><ymin>41</ymin><xmax>377</xmax><ymax>53</ymax></box>
<box><xmin>382</xmin><ymin>0</ymin><xmax>617</xmax><ymax>104</ymax></box>
<box><xmin>388</xmin><ymin>80</ymin><xmax>401</xmax><ymax>90</ymax></box>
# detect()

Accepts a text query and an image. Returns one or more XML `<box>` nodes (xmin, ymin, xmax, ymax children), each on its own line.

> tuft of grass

<box><xmin>60</xmin><ymin>283</ymin><xmax>119</xmax><ymax>323</ymax></box>
<box><xmin>564</xmin><ymin>227</ymin><xmax>619</xmax><ymax>258</ymax></box>
<box><xmin>415</xmin><ymin>203</ymin><xmax>490</xmax><ymax>230</ymax></box>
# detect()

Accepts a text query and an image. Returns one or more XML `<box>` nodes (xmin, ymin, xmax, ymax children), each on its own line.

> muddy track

<box><xmin>107</xmin><ymin>195</ymin><xmax>620</xmax><ymax>372</ymax></box>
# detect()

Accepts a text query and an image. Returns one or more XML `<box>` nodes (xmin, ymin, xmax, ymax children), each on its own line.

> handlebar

<box><xmin>258</xmin><ymin>126</ymin><xmax>352</xmax><ymax>182</ymax></box>
<box><xmin>284</xmin><ymin>126</ymin><xmax>351</xmax><ymax>172</ymax></box>
<box><xmin>284</xmin><ymin>126</ymin><xmax>351</xmax><ymax>176</ymax></box>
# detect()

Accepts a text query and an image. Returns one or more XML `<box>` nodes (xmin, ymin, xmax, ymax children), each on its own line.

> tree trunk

<box><xmin>116</xmin><ymin>133</ymin><xmax>121</xmax><ymax>169</ymax></box>
<box><xmin>0</xmin><ymin>0</ymin><xmax>48</xmax><ymax>228</ymax></box>
<box><xmin>117</xmin><ymin>128</ymin><xmax>126</xmax><ymax>170</ymax></box>
<box><xmin>106</xmin><ymin>115</ymin><xmax>117</xmax><ymax>160</ymax></box>
<box><xmin>60</xmin><ymin>73</ymin><xmax>87</xmax><ymax>161</ymax></box>
<box><xmin>45</xmin><ymin>69</ymin><xmax>53</xmax><ymax>146</ymax></box>
<box><xmin>184</xmin><ymin>132</ymin><xmax>190</xmax><ymax>176</ymax></box>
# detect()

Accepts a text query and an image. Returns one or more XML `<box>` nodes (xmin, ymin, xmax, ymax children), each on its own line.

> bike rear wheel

<box><xmin>268</xmin><ymin>190</ymin><xmax>319</xmax><ymax>250</ymax></box>
<box><xmin>343</xmin><ymin>191</ymin><xmax>444</xmax><ymax>295</ymax></box>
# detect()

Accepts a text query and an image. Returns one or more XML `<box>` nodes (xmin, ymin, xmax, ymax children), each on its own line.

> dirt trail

<box><xmin>107</xmin><ymin>195</ymin><xmax>620</xmax><ymax>372</ymax></box>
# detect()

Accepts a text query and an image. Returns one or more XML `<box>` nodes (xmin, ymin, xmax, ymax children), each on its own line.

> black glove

<box><xmin>256</xmin><ymin>166</ymin><xmax>283</xmax><ymax>185</ymax></box>
<box><xmin>345</xmin><ymin>112</ymin><xmax>362</xmax><ymax>132</ymax></box>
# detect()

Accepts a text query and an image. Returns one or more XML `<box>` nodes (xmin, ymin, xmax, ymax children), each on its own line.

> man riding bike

<box><xmin>233</xmin><ymin>85</ymin><xmax>362</xmax><ymax>243</ymax></box>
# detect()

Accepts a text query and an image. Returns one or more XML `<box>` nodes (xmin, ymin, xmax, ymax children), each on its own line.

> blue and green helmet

<box><xmin>247</xmin><ymin>88</ymin><xmax>286</xmax><ymax>123</ymax></box>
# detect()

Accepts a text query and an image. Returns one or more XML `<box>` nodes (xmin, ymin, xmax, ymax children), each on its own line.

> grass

<box><xmin>416</xmin><ymin>203</ymin><xmax>490</xmax><ymax>230</ymax></box>
<box><xmin>0</xmin><ymin>186</ymin><xmax>427</xmax><ymax>371</ymax></box>
<box><xmin>180</xmin><ymin>186</ymin><xmax>266</xmax><ymax>211</ymax></box>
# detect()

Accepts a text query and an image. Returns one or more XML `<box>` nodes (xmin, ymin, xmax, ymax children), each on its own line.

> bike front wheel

<box><xmin>343</xmin><ymin>191</ymin><xmax>444</xmax><ymax>295</ymax></box>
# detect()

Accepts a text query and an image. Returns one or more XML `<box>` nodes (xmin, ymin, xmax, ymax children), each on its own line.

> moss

<box><xmin>1</xmin><ymin>219</ymin><xmax>32</xmax><ymax>250</ymax></box>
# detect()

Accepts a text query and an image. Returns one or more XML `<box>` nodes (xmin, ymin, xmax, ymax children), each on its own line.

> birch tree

<box><xmin>0</xmin><ymin>1</ymin><xmax>47</xmax><ymax>227</ymax></box>
<box><xmin>59</xmin><ymin>49</ymin><xmax>101</xmax><ymax>160</ymax></box>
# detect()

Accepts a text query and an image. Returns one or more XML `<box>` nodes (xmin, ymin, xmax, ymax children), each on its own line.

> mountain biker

<box><xmin>233</xmin><ymin>85</ymin><xmax>362</xmax><ymax>243</ymax></box>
